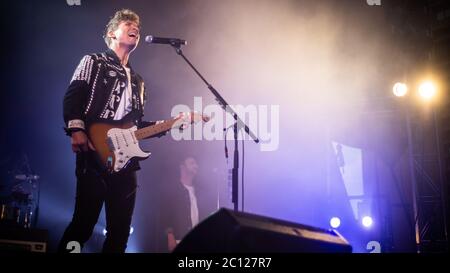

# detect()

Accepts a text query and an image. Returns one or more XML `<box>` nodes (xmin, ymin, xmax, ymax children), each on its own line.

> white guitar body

<box><xmin>89</xmin><ymin>112</ymin><xmax>209</xmax><ymax>173</ymax></box>
<box><xmin>106</xmin><ymin>126</ymin><xmax>151</xmax><ymax>172</ymax></box>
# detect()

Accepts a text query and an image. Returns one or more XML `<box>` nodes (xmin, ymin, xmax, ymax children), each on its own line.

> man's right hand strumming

<box><xmin>71</xmin><ymin>131</ymin><xmax>96</xmax><ymax>153</ymax></box>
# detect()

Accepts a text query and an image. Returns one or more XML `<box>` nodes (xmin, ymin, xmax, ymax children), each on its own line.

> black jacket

<box><xmin>63</xmin><ymin>49</ymin><xmax>147</xmax><ymax>133</ymax></box>
<box><xmin>158</xmin><ymin>179</ymin><xmax>216</xmax><ymax>251</ymax></box>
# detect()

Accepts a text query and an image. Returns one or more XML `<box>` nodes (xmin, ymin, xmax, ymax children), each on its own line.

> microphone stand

<box><xmin>170</xmin><ymin>43</ymin><xmax>259</xmax><ymax>212</ymax></box>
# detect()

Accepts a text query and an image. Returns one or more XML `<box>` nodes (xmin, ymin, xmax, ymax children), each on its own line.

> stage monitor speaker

<box><xmin>174</xmin><ymin>208</ymin><xmax>352</xmax><ymax>253</ymax></box>
<box><xmin>0</xmin><ymin>226</ymin><xmax>48</xmax><ymax>253</ymax></box>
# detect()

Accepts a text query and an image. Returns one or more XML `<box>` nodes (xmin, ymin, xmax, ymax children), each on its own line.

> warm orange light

<box><xmin>418</xmin><ymin>81</ymin><xmax>437</xmax><ymax>100</ymax></box>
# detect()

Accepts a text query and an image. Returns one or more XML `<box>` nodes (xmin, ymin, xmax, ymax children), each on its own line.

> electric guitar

<box><xmin>88</xmin><ymin>112</ymin><xmax>209</xmax><ymax>173</ymax></box>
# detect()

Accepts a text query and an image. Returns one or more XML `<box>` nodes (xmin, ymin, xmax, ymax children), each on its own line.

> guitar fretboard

<box><xmin>134</xmin><ymin>118</ymin><xmax>180</xmax><ymax>140</ymax></box>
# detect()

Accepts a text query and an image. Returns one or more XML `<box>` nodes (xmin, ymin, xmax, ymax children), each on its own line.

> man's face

<box><xmin>109</xmin><ymin>20</ymin><xmax>140</xmax><ymax>50</ymax></box>
<box><xmin>183</xmin><ymin>157</ymin><xmax>199</xmax><ymax>176</ymax></box>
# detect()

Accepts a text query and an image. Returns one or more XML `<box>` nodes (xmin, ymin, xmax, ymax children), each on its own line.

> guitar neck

<box><xmin>134</xmin><ymin>118</ymin><xmax>179</xmax><ymax>140</ymax></box>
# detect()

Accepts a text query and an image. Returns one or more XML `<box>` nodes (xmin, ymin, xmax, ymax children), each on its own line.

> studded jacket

<box><xmin>63</xmin><ymin>49</ymin><xmax>148</xmax><ymax>134</ymax></box>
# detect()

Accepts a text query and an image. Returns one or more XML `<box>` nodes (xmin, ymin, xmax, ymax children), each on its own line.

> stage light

<box><xmin>330</xmin><ymin>217</ymin><xmax>341</xmax><ymax>228</ymax></box>
<box><xmin>362</xmin><ymin>216</ymin><xmax>373</xmax><ymax>228</ymax></box>
<box><xmin>418</xmin><ymin>81</ymin><xmax>436</xmax><ymax>100</ymax></box>
<box><xmin>393</xmin><ymin>82</ymin><xmax>408</xmax><ymax>97</ymax></box>
<box><xmin>102</xmin><ymin>227</ymin><xmax>134</xmax><ymax>236</ymax></box>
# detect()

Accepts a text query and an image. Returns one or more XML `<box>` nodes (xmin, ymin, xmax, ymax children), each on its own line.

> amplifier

<box><xmin>0</xmin><ymin>226</ymin><xmax>48</xmax><ymax>253</ymax></box>
<box><xmin>175</xmin><ymin>208</ymin><xmax>352</xmax><ymax>253</ymax></box>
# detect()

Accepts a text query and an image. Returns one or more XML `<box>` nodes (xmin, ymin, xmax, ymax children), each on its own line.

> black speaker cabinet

<box><xmin>174</xmin><ymin>208</ymin><xmax>352</xmax><ymax>253</ymax></box>
<box><xmin>0</xmin><ymin>226</ymin><xmax>48</xmax><ymax>253</ymax></box>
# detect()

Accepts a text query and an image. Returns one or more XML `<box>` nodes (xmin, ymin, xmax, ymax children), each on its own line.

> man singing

<box><xmin>59</xmin><ymin>9</ymin><xmax>152</xmax><ymax>253</ymax></box>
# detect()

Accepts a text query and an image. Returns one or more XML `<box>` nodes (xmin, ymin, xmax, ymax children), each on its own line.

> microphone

<box><xmin>145</xmin><ymin>35</ymin><xmax>187</xmax><ymax>46</ymax></box>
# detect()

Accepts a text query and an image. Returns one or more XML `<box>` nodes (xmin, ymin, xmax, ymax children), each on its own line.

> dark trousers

<box><xmin>58</xmin><ymin>151</ymin><xmax>137</xmax><ymax>253</ymax></box>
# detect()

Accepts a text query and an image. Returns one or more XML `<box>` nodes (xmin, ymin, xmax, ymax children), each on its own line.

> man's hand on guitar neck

<box><xmin>71</xmin><ymin>131</ymin><xmax>96</xmax><ymax>153</ymax></box>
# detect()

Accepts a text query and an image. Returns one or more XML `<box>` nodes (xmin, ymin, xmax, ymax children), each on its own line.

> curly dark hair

<box><xmin>104</xmin><ymin>9</ymin><xmax>140</xmax><ymax>46</ymax></box>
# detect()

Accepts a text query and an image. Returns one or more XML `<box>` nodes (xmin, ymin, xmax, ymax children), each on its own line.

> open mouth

<box><xmin>128</xmin><ymin>32</ymin><xmax>138</xmax><ymax>38</ymax></box>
